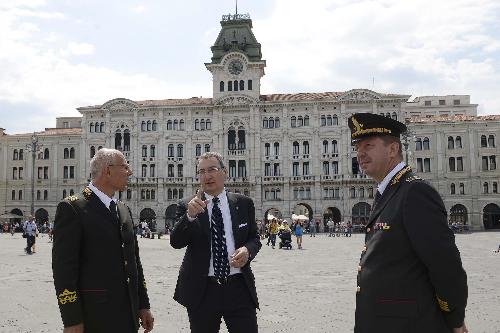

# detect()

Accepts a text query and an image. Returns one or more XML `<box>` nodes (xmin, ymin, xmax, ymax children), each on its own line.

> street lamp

<box><xmin>25</xmin><ymin>133</ymin><xmax>42</xmax><ymax>216</ymax></box>
<box><xmin>401</xmin><ymin>118</ymin><xmax>415</xmax><ymax>165</ymax></box>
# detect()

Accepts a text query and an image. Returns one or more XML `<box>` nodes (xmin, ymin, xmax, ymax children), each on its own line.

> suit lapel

<box><xmin>87</xmin><ymin>191</ymin><xmax>116</xmax><ymax>225</ymax></box>
<box><xmin>198</xmin><ymin>192</ymin><xmax>211</xmax><ymax>241</ymax></box>
<box><xmin>227</xmin><ymin>192</ymin><xmax>241</xmax><ymax>246</ymax></box>
<box><xmin>117</xmin><ymin>201</ymin><xmax>129</xmax><ymax>230</ymax></box>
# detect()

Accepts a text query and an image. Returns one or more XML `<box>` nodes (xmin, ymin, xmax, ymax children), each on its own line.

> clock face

<box><xmin>228</xmin><ymin>59</ymin><xmax>244</xmax><ymax>75</ymax></box>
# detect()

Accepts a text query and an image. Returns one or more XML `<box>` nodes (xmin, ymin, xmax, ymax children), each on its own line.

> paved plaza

<box><xmin>0</xmin><ymin>231</ymin><xmax>499</xmax><ymax>333</ymax></box>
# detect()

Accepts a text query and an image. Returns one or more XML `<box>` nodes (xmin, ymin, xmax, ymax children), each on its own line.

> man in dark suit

<box><xmin>349</xmin><ymin>113</ymin><xmax>468</xmax><ymax>333</ymax></box>
<box><xmin>170</xmin><ymin>151</ymin><xmax>261</xmax><ymax>333</ymax></box>
<box><xmin>52</xmin><ymin>148</ymin><xmax>154</xmax><ymax>333</ymax></box>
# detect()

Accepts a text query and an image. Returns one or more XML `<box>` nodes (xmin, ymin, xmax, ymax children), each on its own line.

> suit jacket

<box><xmin>170</xmin><ymin>191</ymin><xmax>261</xmax><ymax>310</ymax></box>
<box><xmin>52</xmin><ymin>187</ymin><xmax>150</xmax><ymax>333</ymax></box>
<box><xmin>354</xmin><ymin>166</ymin><xmax>468</xmax><ymax>333</ymax></box>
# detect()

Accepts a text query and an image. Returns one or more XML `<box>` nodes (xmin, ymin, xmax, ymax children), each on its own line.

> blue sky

<box><xmin>1</xmin><ymin>0</ymin><xmax>500</xmax><ymax>134</ymax></box>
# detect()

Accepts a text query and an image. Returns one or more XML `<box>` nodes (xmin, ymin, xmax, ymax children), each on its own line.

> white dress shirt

<box><xmin>88</xmin><ymin>182</ymin><xmax>117</xmax><ymax>211</ymax></box>
<box><xmin>376</xmin><ymin>162</ymin><xmax>406</xmax><ymax>195</ymax></box>
<box><xmin>205</xmin><ymin>189</ymin><xmax>241</xmax><ymax>276</ymax></box>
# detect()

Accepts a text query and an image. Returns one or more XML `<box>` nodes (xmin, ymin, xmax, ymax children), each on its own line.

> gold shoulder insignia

<box><xmin>82</xmin><ymin>187</ymin><xmax>92</xmax><ymax>200</ymax></box>
<box><xmin>406</xmin><ymin>175</ymin><xmax>422</xmax><ymax>182</ymax></box>
<box><xmin>58</xmin><ymin>289</ymin><xmax>77</xmax><ymax>305</ymax></box>
<box><xmin>391</xmin><ymin>166</ymin><xmax>412</xmax><ymax>185</ymax></box>
<box><xmin>436</xmin><ymin>296</ymin><xmax>450</xmax><ymax>312</ymax></box>
<box><xmin>65</xmin><ymin>195</ymin><xmax>79</xmax><ymax>202</ymax></box>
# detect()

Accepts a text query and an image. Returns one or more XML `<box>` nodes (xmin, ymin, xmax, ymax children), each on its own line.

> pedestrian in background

<box><xmin>294</xmin><ymin>221</ymin><xmax>303</xmax><ymax>249</ymax></box>
<box><xmin>309</xmin><ymin>218</ymin><xmax>316</xmax><ymax>237</ymax></box>
<box><xmin>23</xmin><ymin>216</ymin><xmax>38</xmax><ymax>254</ymax></box>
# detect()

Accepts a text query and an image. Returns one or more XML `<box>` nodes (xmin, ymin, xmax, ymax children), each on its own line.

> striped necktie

<box><xmin>210</xmin><ymin>197</ymin><xmax>230</xmax><ymax>280</ymax></box>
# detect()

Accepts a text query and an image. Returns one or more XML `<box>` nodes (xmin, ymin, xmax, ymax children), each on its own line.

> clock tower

<box><xmin>205</xmin><ymin>13</ymin><xmax>266</xmax><ymax>104</ymax></box>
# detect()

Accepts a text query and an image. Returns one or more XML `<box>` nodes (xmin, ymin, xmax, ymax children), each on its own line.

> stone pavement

<box><xmin>0</xmin><ymin>232</ymin><xmax>499</xmax><ymax>333</ymax></box>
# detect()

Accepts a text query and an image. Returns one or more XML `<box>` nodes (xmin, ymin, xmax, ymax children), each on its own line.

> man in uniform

<box><xmin>52</xmin><ymin>148</ymin><xmax>154</xmax><ymax>333</ymax></box>
<box><xmin>349</xmin><ymin>113</ymin><xmax>468</xmax><ymax>333</ymax></box>
<box><xmin>170</xmin><ymin>151</ymin><xmax>261</xmax><ymax>333</ymax></box>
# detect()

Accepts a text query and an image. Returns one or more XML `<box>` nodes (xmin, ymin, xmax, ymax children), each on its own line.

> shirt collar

<box><xmin>377</xmin><ymin>161</ymin><xmax>406</xmax><ymax>195</ymax></box>
<box><xmin>88</xmin><ymin>182</ymin><xmax>117</xmax><ymax>210</ymax></box>
<box><xmin>204</xmin><ymin>188</ymin><xmax>227</xmax><ymax>203</ymax></box>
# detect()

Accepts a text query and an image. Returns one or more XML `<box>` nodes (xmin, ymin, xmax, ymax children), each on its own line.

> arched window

<box><xmin>332</xmin><ymin>115</ymin><xmax>338</xmax><ymax>125</ymax></box>
<box><xmin>459</xmin><ymin>183</ymin><xmax>465</xmax><ymax>194</ymax></box>
<box><xmin>233</xmin><ymin>80</ymin><xmax>238</xmax><ymax>91</ymax></box>
<box><xmin>247</xmin><ymin>79</ymin><xmax>252</xmax><ymax>90</ymax></box>
<box><xmin>100</xmin><ymin>122</ymin><xmax>105</xmax><ymax>132</ymax></box>
<box><xmin>386</xmin><ymin>112</ymin><xmax>391</xmax><ymax>118</ymax></box>
<box><xmin>168</xmin><ymin>164</ymin><xmax>174</xmax><ymax>177</ymax></box>
<box><xmin>173</xmin><ymin>189</ymin><xmax>178</xmax><ymax>200</ymax></box>
<box><xmin>167</xmin><ymin>189</ymin><xmax>172</xmax><ymax>200</ymax></box>
<box><xmin>239</xmin><ymin>80</ymin><xmax>244</xmax><ymax>91</ymax></box>
<box><xmin>228</xmin><ymin>81</ymin><xmax>233</xmax><ymax>91</ymax></box>
<box><xmin>228</xmin><ymin>128</ymin><xmax>236</xmax><ymax>150</ymax></box>
<box><xmin>481</xmin><ymin>135</ymin><xmax>487</xmax><ymax>147</ymax></box>
<box><xmin>332</xmin><ymin>161</ymin><xmax>339</xmax><ymax>174</ymax></box>
<box><xmin>297</xmin><ymin>116</ymin><xmax>303</xmax><ymax>127</ymax></box>
<box><xmin>415</xmin><ymin>138</ymin><xmax>422</xmax><ymax>151</ymax></box>
<box><xmin>264</xmin><ymin>143</ymin><xmax>270</xmax><ymax>156</ymax></box>
<box><xmin>141</xmin><ymin>164</ymin><xmax>147</xmax><ymax>177</ymax></box>
<box><xmin>141</xmin><ymin>121</ymin><xmax>146</xmax><ymax>131</ymax></box>
<box><xmin>205</xmin><ymin>144</ymin><xmax>210</xmax><ymax>152</ymax></box>
<box><xmin>291</xmin><ymin>116</ymin><xmax>296</xmax><ymax>128</ymax></box>
<box><xmin>304</xmin><ymin>115</ymin><xmax>309</xmax><ymax>126</ymax></box>
<box><xmin>195</xmin><ymin>119</ymin><xmax>199</xmax><ymax>131</ymax></box>
<box><xmin>448</xmin><ymin>136</ymin><xmax>454</xmax><ymax>149</ymax></box>
<box><xmin>90</xmin><ymin>146</ymin><xmax>96</xmax><ymax>158</ymax></box>
<box><xmin>350</xmin><ymin>187</ymin><xmax>356</xmax><ymax>198</ymax></box>
<box><xmin>269</xmin><ymin>117</ymin><xmax>274</xmax><ymax>128</ymax></box>
<box><xmin>44</xmin><ymin>148</ymin><xmax>49</xmax><ymax>159</ymax></box>
<box><xmin>64</xmin><ymin>148</ymin><xmax>69</xmax><ymax>159</ymax></box>
<box><xmin>168</xmin><ymin>144</ymin><xmax>174</xmax><ymax>157</ymax></box>
<box><xmin>493</xmin><ymin>182</ymin><xmax>498</xmax><ymax>193</ymax></box>
<box><xmin>263</xmin><ymin>117</ymin><xmax>268</xmax><ymax>128</ymax></box>
<box><xmin>293</xmin><ymin>141</ymin><xmax>300</xmax><ymax>155</ymax></box>
<box><xmin>483</xmin><ymin>182</ymin><xmax>489</xmax><ymax>194</ymax></box>
<box><xmin>303</xmin><ymin>141</ymin><xmax>310</xmax><ymax>155</ymax></box>
<box><xmin>323</xmin><ymin>161</ymin><xmax>330</xmax><ymax>175</ymax></box>
<box><xmin>173</xmin><ymin>119</ymin><xmax>178</xmax><ymax>130</ymax></box>
<box><xmin>177</xmin><ymin>164</ymin><xmax>183</xmax><ymax>177</ymax></box>
<box><xmin>62</xmin><ymin>190</ymin><xmax>67</xmax><ymax>199</ymax></box>
<box><xmin>275</xmin><ymin>117</ymin><xmax>280</xmax><ymax>128</ymax></box>
<box><xmin>455</xmin><ymin>136</ymin><xmax>462</xmax><ymax>149</ymax></box>
<box><xmin>323</xmin><ymin>140</ymin><xmax>329</xmax><ymax>154</ymax></box>
<box><xmin>142</xmin><ymin>145</ymin><xmax>147</xmax><ymax>157</ymax></box>
<box><xmin>152</xmin><ymin>120</ymin><xmax>157</xmax><ymax>131</ymax></box>
<box><xmin>488</xmin><ymin>135</ymin><xmax>495</xmax><ymax>147</ymax></box>
<box><xmin>220</xmin><ymin>81</ymin><xmax>224</xmax><ymax>92</ymax></box>
<box><xmin>332</xmin><ymin>140</ymin><xmax>338</xmax><ymax>154</ymax></box>
<box><xmin>327</xmin><ymin>116</ymin><xmax>332</xmax><ymax>126</ymax></box>
<box><xmin>195</xmin><ymin>144</ymin><xmax>201</xmax><ymax>156</ymax></box>
<box><xmin>150</xmin><ymin>145</ymin><xmax>155</xmax><ymax>158</ymax></box>
<box><xmin>147</xmin><ymin>120</ymin><xmax>151</xmax><ymax>131</ymax></box>
<box><xmin>274</xmin><ymin>142</ymin><xmax>279</xmax><ymax>156</ymax></box>
<box><xmin>180</xmin><ymin>119</ymin><xmax>185</xmax><ymax>130</ymax></box>
<box><xmin>167</xmin><ymin>120</ymin><xmax>172</xmax><ymax>130</ymax></box>
<box><xmin>177</xmin><ymin>144</ymin><xmax>183</xmax><ymax>157</ymax></box>
<box><xmin>13</xmin><ymin>149</ymin><xmax>18</xmax><ymax>160</ymax></box>
<box><xmin>89</xmin><ymin>123</ymin><xmax>94</xmax><ymax>133</ymax></box>
<box><xmin>321</xmin><ymin>115</ymin><xmax>326</xmax><ymax>126</ymax></box>
<box><xmin>450</xmin><ymin>183</ymin><xmax>456</xmax><ymax>194</ymax></box>
<box><xmin>423</xmin><ymin>137</ymin><xmax>430</xmax><ymax>150</ymax></box>
<box><xmin>392</xmin><ymin>112</ymin><xmax>397</xmax><ymax>120</ymax></box>
<box><xmin>200</xmin><ymin>119</ymin><xmax>205</xmax><ymax>131</ymax></box>
<box><xmin>70</xmin><ymin>147</ymin><xmax>75</xmax><ymax>159</ymax></box>
<box><xmin>359</xmin><ymin>187</ymin><xmax>365</xmax><ymax>198</ymax></box>
<box><xmin>206</xmin><ymin>119</ymin><xmax>211</xmax><ymax>130</ymax></box>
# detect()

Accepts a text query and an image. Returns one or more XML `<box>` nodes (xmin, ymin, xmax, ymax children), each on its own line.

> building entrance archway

<box><xmin>483</xmin><ymin>203</ymin><xmax>500</xmax><ymax>229</ymax></box>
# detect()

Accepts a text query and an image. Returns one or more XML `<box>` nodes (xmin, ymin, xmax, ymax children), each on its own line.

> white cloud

<box><xmin>131</xmin><ymin>4</ymin><xmax>146</xmax><ymax>13</ymax></box>
<box><xmin>65</xmin><ymin>42</ymin><xmax>95</xmax><ymax>56</ymax></box>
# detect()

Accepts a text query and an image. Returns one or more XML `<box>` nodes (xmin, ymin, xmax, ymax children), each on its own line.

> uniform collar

<box><xmin>88</xmin><ymin>182</ymin><xmax>117</xmax><ymax>210</ymax></box>
<box><xmin>377</xmin><ymin>161</ymin><xmax>406</xmax><ymax>195</ymax></box>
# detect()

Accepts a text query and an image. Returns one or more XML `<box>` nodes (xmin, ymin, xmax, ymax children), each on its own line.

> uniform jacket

<box><xmin>354</xmin><ymin>166</ymin><xmax>468</xmax><ymax>333</ymax></box>
<box><xmin>170</xmin><ymin>192</ymin><xmax>261</xmax><ymax>310</ymax></box>
<box><xmin>52</xmin><ymin>187</ymin><xmax>150</xmax><ymax>333</ymax></box>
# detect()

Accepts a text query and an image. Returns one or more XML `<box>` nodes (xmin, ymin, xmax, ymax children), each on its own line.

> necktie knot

<box><xmin>212</xmin><ymin>197</ymin><xmax>220</xmax><ymax>204</ymax></box>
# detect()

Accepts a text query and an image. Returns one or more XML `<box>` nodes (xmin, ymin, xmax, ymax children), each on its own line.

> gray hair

<box><xmin>90</xmin><ymin>148</ymin><xmax>123</xmax><ymax>180</ymax></box>
<box><xmin>198</xmin><ymin>151</ymin><xmax>225</xmax><ymax>169</ymax></box>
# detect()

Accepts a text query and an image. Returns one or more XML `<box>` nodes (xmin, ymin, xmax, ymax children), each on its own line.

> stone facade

<box><xmin>1</xmin><ymin>14</ymin><xmax>499</xmax><ymax>232</ymax></box>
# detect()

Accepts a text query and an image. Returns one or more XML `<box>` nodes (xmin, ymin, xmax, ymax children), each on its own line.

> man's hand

<box><xmin>139</xmin><ymin>309</ymin><xmax>154</xmax><ymax>332</ymax></box>
<box><xmin>230</xmin><ymin>246</ymin><xmax>250</xmax><ymax>268</ymax></box>
<box><xmin>63</xmin><ymin>323</ymin><xmax>84</xmax><ymax>333</ymax></box>
<box><xmin>453</xmin><ymin>323</ymin><xmax>468</xmax><ymax>333</ymax></box>
<box><xmin>187</xmin><ymin>189</ymin><xmax>209</xmax><ymax>219</ymax></box>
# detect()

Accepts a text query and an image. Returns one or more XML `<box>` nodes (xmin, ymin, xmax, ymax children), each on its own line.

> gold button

<box><xmin>127</xmin><ymin>278</ymin><xmax>130</xmax><ymax>283</ymax></box>
<box><xmin>358</xmin><ymin>265</ymin><xmax>362</xmax><ymax>272</ymax></box>
<box><xmin>122</xmin><ymin>243</ymin><xmax>125</xmax><ymax>248</ymax></box>
<box><xmin>356</xmin><ymin>286</ymin><xmax>361</xmax><ymax>293</ymax></box>
<box><xmin>366</xmin><ymin>228</ymin><xmax>371</xmax><ymax>233</ymax></box>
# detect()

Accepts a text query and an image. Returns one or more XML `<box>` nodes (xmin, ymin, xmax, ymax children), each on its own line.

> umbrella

<box><xmin>0</xmin><ymin>213</ymin><xmax>24</xmax><ymax>220</ymax></box>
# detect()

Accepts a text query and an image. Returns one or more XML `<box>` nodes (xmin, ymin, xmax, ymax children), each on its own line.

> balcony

<box><xmin>227</xmin><ymin>150</ymin><xmax>246</xmax><ymax>156</ymax></box>
<box><xmin>263</xmin><ymin>176</ymin><xmax>284</xmax><ymax>183</ymax></box>
<box><xmin>320</xmin><ymin>175</ymin><xmax>342</xmax><ymax>181</ymax></box>
<box><xmin>164</xmin><ymin>177</ymin><xmax>185</xmax><ymax>184</ymax></box>
<box><xmin>226</xmin><ymin>177</ymin><xmax>249</xmax><ymax>183</ymax></box>
<box><xmin>290</xmin><ymin>175</ymin><xmax>315</xmax><ymax>184</ymax></box>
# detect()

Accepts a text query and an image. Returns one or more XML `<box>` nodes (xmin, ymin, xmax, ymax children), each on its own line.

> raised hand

<box><xmin>187</xmin><ymin>189</ymin><xmax>210</xmax><ymax>219</ymax></box>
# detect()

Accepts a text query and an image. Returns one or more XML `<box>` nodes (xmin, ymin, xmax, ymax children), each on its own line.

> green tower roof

<box><xmin>210</xmin><ymin>13</ymin><xmax>263</xmax><ymax>63</ymax></box>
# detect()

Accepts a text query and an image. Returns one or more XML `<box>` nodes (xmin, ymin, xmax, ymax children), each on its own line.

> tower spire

<box><xmin>235</xmin><ymin>0</ymin><xmax>238</xmax><ymax>15</ymax></box>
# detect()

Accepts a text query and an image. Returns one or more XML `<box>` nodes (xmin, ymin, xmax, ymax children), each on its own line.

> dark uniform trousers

<box><xmin>171</xmin><ymin>192</ymin><xmax>261</xmax><ymax>333</ymax></box>
<box><xmin>354</xmin><ymin>168</ymin><xmax>468</xmax><ymax>333</ymax></box>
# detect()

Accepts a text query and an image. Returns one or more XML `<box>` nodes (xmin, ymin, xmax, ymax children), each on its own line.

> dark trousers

<box><xmin>26</xmin><ymin>235</ymin><xmax>35</xmax><ymax>254</ymax></box>
<box><xmin>187</xmin><ymin>274</ymin><xmax>257</xmax><ymax>333</ymax></box>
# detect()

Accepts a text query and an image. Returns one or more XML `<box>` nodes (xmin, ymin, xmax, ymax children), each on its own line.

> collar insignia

<box><xmin>390</xmin><ymin>166</ymin><xmax>412</xmax><ymax>185</ymax></box>
<box><xmin>82</xmin><ymin>187</ymin><xmax>92</xmax><ymax>200</ymax></box>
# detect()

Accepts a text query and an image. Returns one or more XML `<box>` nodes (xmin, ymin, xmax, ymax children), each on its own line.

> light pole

<box><xmin>402</xmin><ymin>118</ymin><xmax>415</xmax><ymax>165</ymax></box>
<box><xmin>26</xmin><ymin>133</ymin><xmax>42</xmax><ymax>216</ymax></box>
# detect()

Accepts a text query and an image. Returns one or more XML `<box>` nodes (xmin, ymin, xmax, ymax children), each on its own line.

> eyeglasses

<box><xmin>197</xmin><ymin>166</ymin><xmax>222</xmax><ymax>176</ymax></box>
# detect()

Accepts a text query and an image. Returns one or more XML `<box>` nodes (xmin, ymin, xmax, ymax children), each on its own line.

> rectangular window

<box><xmin>44</xmin><ymin>166</ymin><xmax>49</xmax><ymax>179</ymax></box>
<box><xmin>490</xmin><ymin>156</ymin><xmax>497</xmax><ymax>170</ymax></box>
<box><xmin>70</xmin><ymin>166</ymin><xmax>75</xmax><ymax>179</ymax></box>
<box><xmin>38</xmin><ymin>167</ymin><xmax>43</xmax><ymax>179</ymax></box>
<box><xmin>424</xmin><ymin>158</ymin><xmax>431</xmax><ymax>172</ymax></box>
<box><xmin>292</xmin><ymin>162</ymin><xmax>299</xmax><ymax>176</ymax></box>
<box><xmin>424</xmin><ymin>100</ymin><xmax>431</xmax><ymax>106</ymax></box>
<box><xmin>303</xmin><ymin>162</ymin><xmax>310</xmax><ymax>176</ymax></box>
<box><xmin>229</xmin><ymin>160</ymin><xmax>236</xmax><ymax>178</ymax></box>
<box><xmin>264</xmin><ymin>163</ymin><xmax>271</xmax><ymax>176</ymax></box>
<box><xmin>439</xmin><ymin>100</ymin><xmax>445</xmax><ymax>105</ymax></box>
<box><xmin>453</xmin><ymin>99</ymin><xmax>460</xmax><ymax>105</ymax></box>
<box><xmin>63</xmin><ymin>166</ymin><xmax>68</xmax><ymax>179</ymax></box>
<box><xmin>417</xmin><ymin>158</ymin><xmax>423</xmax><ymax>172</ymax></box>
<box><xmin>457</xmin><ymin>157</ymin><xmax>463</xmax><ymax>171</ymax></box>
<box><xmin>247</xmin><ymin>80</ymin><xmax>252</xmax><ymax>90</ymax></box>
<box><xmin>482</xmin><ymin>156</ymin><xmax>489</xmax><ymax>171</ymax></box>
<box><xmin>150</xmin><ymin>164</ymin><xmax>155</xmax><ymax>177</ymax></box>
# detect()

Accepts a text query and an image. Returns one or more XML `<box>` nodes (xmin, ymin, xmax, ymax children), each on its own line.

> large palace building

<box><xmin>1</xmin><ymin>13</ymin><xmax>499</xmax><ymax>232</ymax></box>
